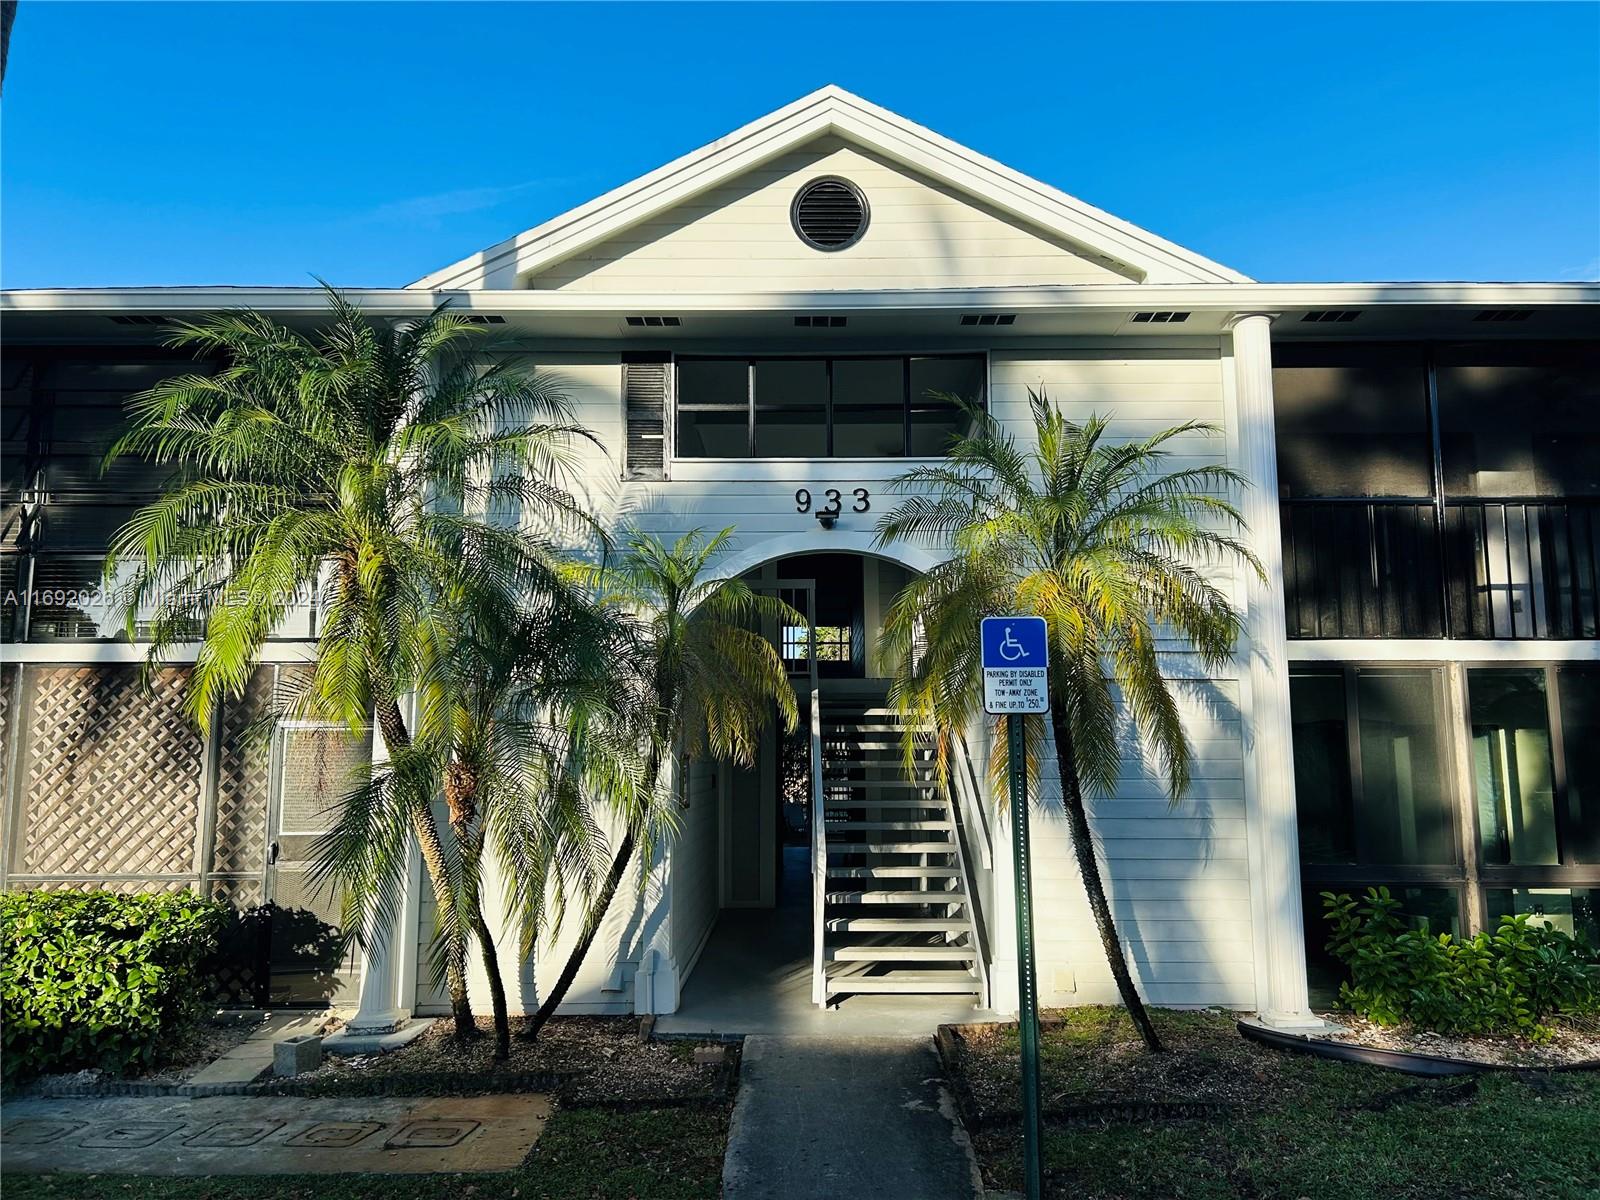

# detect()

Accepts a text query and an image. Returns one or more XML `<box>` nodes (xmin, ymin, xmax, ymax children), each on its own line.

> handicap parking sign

<box><xmin>980</xmin><ymin>616</ymin><xmax>1049</xmax><ymax>715</ymax></box>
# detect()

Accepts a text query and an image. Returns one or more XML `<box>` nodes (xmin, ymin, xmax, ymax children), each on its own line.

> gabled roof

<box><xmin>410</xmin><ymin>85</ymin><xmax>1252</xmax><ymax>291</ymax></box>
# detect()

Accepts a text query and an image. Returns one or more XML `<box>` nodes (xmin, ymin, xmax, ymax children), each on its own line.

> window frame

<box><xmin>1291</xmin><ymin>657</ymin><xmax>1600</xmax><ymax>938</ymax></box>
<box><xmin>671</xmin><ymin>351</ymin><xmax>988</xmax><ymax>462</ymax></box>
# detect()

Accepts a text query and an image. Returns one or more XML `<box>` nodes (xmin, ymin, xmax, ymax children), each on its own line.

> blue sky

<box><xmin>3</xmin><ymin>2</ymin><xmax>1597</xmax><ymax>288</ymax></box>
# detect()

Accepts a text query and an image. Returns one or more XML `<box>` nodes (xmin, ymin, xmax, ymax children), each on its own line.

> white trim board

<box><xmin>7</xmin><ymin>282</ymin><xmax>1597</xmax><ymax>316</ymax></box>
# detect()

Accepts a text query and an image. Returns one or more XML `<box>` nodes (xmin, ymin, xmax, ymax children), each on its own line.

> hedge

<box><xmin>1323</xmin><ymin>887</ymin><xmax>1600</xmax><ymax>1039</ymax></box>
<box><xmin>1</xmin><ymin>889</ymin><xmax>227</xmax><ymax>1079</ymax></box>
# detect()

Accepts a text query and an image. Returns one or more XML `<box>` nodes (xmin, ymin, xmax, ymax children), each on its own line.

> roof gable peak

<box><xmin>411</xmin><ymin>86</ymin><xmax>1250</xmax><ymax>290</ymax></box>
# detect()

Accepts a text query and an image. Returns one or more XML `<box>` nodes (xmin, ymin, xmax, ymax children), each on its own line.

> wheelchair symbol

<box><xmin>998</xmin><ymin>625</ymin><xmax>1029</xmax><ymax>662</ymax></box>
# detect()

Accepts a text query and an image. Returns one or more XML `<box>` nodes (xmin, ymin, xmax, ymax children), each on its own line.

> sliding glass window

<box><xmin>674</xmin><ymin>354</ymin><xmax>984</xmax><ymax>459</ymax></box>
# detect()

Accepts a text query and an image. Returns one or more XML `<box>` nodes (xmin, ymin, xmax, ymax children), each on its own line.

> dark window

<box><xmin>909</xmin><ymin>356</ymin><xmax>984</xmax><ymax>457</ymax></box>
<box><xmin>1468</xmin><ymin>669</ymin><xmax>1558</xmax><ymax>866</ymax></box>
<box><xmin>754</xmin><ymin>360</ymin><xmax>828</xmax><ymax>458</ymax></box>
<box><xmin>675</xmin><ymin>359</ymin><xmax>749</xmax><ymax>458</ymax></box>
<box><xmin>1558</xmin><ymin>668</ymin><xmax>1600</xmax><ymax>864</ymax></box>
<box><xmin>1288</xmin><ymin>666</ymin><xmax>1454</xmax><ymax>870</ymax></box>
<box><xmin>1485</xmin><ymin>887</ymin><xmax>1599</xmax><ymax>945</ymax></box>
<box><xmin>831</xmin><ymin>358</ymin><xmax>903</xmax><ymax>458</ymax></box>
<box><xmin>1290</xmin><ymin>672</ymin><xmax>1356</xmax><ymax>864</ymax></box>
<box><xmin>674</xmin><ymin>355</ymin><xmax>984</xmax><ymax>460</ymax></box>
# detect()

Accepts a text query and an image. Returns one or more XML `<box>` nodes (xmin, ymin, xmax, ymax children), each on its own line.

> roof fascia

<box><xmin>6</xmin><ymin>282</ymin><xmax>1597</xmax><ymax>317</ymax></box>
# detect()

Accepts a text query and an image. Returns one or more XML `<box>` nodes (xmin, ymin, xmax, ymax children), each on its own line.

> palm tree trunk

<box><xmin>473</xmin><ymin>903</ymin><xmax>511</xmax><ymax>1060</ymax></box>
<box><xmin>1048</xmin><ymin>711</ymin><xmax>1164</xmax><ymax>1053</ymax></box>
<box><xmin>521</xmin><ymin>827</ymin><xmax>636</xmax><ymax>1043</ymax></box>
<box><xmin>376</xmin><ymin>695</ymin><xmax>477</xmax><ymax>1039</ymax></box>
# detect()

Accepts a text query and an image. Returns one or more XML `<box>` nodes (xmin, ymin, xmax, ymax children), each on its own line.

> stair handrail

<box><xmin>951</xmin><ymin>732</ymin><xmax>993</xmax><ymax>870</ymax></box>
<box><xmin>947</xmin><ymin>731</ymin><xmax>994</xmax><ymax>1009</ymax></box>
<box><xmin>810</xmin><ymin>686</ymin><xmax>827</xmax><ymax>1007</ymax></box>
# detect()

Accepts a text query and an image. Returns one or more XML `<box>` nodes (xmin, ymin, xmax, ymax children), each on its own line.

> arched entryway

<box><xmin>655</xmin><ymin>547</ymin><xmax>992</xmax><ymax>1035</ymax></box>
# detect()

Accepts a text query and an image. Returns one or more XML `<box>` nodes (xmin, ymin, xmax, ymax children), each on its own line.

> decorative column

<box><xmin>345</xmin><ymin>702</ymin><xmax>418</xmax><ymax>1034</ymax></box>
<box><xmin>1229</xmin><ymin>313</ymin><xmax>1326</xmax><ymax>1031</ymax></box>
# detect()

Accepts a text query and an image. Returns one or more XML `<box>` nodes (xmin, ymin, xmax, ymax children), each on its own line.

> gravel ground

<box><xmin>1320</xmin><ymin>1011</ymin><xmax>1600</xmax><ymax>1066</ymax></box>
<box><xmin>299</xmin><ymin>1016</ymin><xmax>730</xmax><ymax>1102</ymax></box>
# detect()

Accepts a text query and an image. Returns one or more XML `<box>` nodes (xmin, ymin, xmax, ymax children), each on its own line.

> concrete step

<box><xmin>825</xmin><ymin>917</ymin><xmax>971</xmax><ymax>933</ymax></box>
<box><xmin>828</xmin><ymin>820</ymin><xmax>952</xmax><ymax>832</ymax></box>
<box><xmin>826</xmin><ymin>972</ymin><xmax>982</xmax><ymax>996</ymax></box>
<box><xmin>827</xmin><ymin>865</ymin><xmax>961</xmax><ymax>879</ymax></box>
<box><xmin>829</xmin><ymin>945</ymin><xmax>977</xmax><ymax>962</ymax></box>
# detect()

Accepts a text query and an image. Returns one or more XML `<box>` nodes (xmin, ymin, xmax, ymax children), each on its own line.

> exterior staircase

<box><xmin>812</xmin><ymin>692</ymin><xmax>984</xmax><ymax>1005</ymax></box>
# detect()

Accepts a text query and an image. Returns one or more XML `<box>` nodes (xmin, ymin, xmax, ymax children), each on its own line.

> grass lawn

<box><xmin>2</xmin><ymin>1102</ymin><xmax>729</xmax><ymax>1200</ymax></box>
<box><xmin>958</xmin><ymin>1008</ymin><xmax>1600</xmax><ymax>1200</ymax></box>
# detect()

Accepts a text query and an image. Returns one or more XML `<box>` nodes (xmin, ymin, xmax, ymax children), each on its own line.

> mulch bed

<box><xmin>941</xmin><ymin>1006</ymin><xmax>1600</xmax><ymax>1134</ymax></box>
<box><xmin>298</xmin><ymin>1015</ymin><xmax>738</xmax><ymax>1104</ymax></box>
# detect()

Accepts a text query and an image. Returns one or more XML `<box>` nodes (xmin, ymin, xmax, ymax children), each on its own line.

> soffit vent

<box><xmin>791</xmin><ymin>177</ymin><xmax>869</xmax><ymax>251</ymax></box>
<box><xmin>795</xmin><ymin>315</ymin><xmax>847</xmax><ymax>328</ymax></box>
<box><xmin>107</xmin><ymin>314</ymin><xmax>171</xmax><ymax>326</ymax></box>
<box><xmin>1131</xmin><ymin>311</ymin><xmax>1189</xmax><ymax>324</ymax></box>
<box><xmin>1301</xmin><ymin>310</ymin><xmax>1361</xmax><ymax>323</ymax></box>
<box><xmin>457</xmin><ymin>314</ymin><xmax>506</xmax><ymax>325</ymax></box>
<box><xmin>625</xmin><ymin>315</ymin><xmax>682</xmax><ymax>327</ymax></box>
<box><xmin>1473</xmin><ymin>310</ymin><xmax>1533</xmax><ymax>323</ymax></box>
<box><xmin>959</xmin><ymin>314</ymin><xmax>1016</xmax><ymax>326</ymax></box>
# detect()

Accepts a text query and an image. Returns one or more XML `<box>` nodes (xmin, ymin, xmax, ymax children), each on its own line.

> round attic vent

<box><xmin>791</xmin><ymin>177</ymin><xmax>868</xmax><ymax>251</ymax></box>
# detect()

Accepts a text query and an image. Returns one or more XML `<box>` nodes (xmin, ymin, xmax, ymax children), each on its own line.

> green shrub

<box><xmin>1322</xmin><ymin>888</ymin><xmax>1600</xmax><ymax>1039</ymax></box>
<box><xmin>1</xmin><ymin>889</ymin><xmax>227</xmax><ymax>1079</ymax></box>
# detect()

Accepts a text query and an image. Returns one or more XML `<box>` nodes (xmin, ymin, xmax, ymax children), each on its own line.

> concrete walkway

<box><xmin>658</xmin><ymin>847</ymin><xmax>995</xmax><ymax>1038</ymax></box>
<box><xmin>722</xmin><ymin>1036</ymin><xmax>981</xmax><ymax>1200</ymax></box>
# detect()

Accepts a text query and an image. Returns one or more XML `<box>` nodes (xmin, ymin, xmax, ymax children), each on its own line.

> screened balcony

<box><xmin>1275</xmin><ymin>343</ymin><xmax>1599</xmax><ymax>641</ymax></box>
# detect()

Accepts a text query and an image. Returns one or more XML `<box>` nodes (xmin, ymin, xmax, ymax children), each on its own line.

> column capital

<box><xmin>1224</xmin><ymin>311</ymin><xmax>1282</xmax><ymax>331</ymax></box>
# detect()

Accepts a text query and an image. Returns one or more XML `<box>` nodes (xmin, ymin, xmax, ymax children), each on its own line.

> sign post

<box><xmin>981</xmin><ymin>616</ymin><xmax>1048</xmax><ymax>1200</ymax></box>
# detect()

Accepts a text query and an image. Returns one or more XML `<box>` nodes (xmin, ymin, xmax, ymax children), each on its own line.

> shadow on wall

<box><xmin>206</xmin><ymin>903</ymin><xmax>350</xmax><ymax>1007</ymax></box>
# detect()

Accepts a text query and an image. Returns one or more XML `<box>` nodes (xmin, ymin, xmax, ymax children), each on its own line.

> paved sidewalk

<box><xmin>722</xmin><ymin>1036</ymin><xmax>980</xmax><ymax>1200</ymax></box>
<box><xmin>1</xmin><ymin>1093</ymin><xmax>551</xmax><ymax>1175</ymax></box>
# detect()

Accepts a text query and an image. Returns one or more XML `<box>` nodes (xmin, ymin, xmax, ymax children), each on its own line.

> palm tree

<box><xmin>318</xmin><ymin>585</ymin><xmax>631</xmax><ymax>1058</ymax></box>
<box><xmin>104</xmin><ymin>289</ymin><xmax>595</xmax><ymax>1039</ymax></box>
<box><xmin>874</xmin><ymin>391</ymin><xmax>1260</xmax><ymax>1053</ymax></box>
<box><xmin>521</xmin><ymin>527</ymin><xmax>801</xmax><ymax>1041</ymax></box>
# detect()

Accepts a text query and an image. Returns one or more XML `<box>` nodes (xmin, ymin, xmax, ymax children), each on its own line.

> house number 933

<box><xmin>795</xmin><ymin>487</ymin><xmax>870</xmax><ymax>515</ymax></box>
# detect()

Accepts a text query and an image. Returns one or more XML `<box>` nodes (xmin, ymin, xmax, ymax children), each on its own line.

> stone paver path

<box><xmin>722</xmin><ymin>1036</ymin><xmax>980</xmax><ymax>1200</ymax></box>
<box><xmin>1</xmin><ymin>1093</ymin><xmax>551</xmax><ymax>1175</ymax></box>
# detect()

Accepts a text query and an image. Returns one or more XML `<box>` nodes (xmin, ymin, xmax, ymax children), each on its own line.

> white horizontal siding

<box><xmin>525</xmin><ymin>137</ymin><xmax>1135</xmax><ymax>292</ymax></box>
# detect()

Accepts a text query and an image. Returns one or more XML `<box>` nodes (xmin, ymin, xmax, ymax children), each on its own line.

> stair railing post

<box><xmin>1009</xmin><ymin>712</ymin><xmax>1043</xmax><ymax>1200</ymax></box>
<box><xmin>810</xmin><ymin>687</ymin><xmax>826</xmax><ymax>1007</ymax></box>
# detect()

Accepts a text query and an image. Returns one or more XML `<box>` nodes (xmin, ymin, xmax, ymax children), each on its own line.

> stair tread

<box><xmin>823</xmin><ymin>799</ymin><xmax>942</xmax><ymax>809</ymax></box>
<box><xmin>825</xmin><ymin>917</ymin><xmax>971</xmax><ymax>932</ymax></box>
<box><xmin>826</xmin><ymin>974</ymin><xmax>982</xmax><ymax>995</ymax></box>
<box><xmin>824</xmin><ymin>780</ymin><xmax>937</xmax><ymax>790</ymax></box>
<box><xmin>826</xmin><ymin>847</ymin><xmax>955</xmax><ymax>858</ymax></box>
<box><xmin>827</xmin><ymin>865</ymin><xmax>961</xmax><ymax>878</ymax></box>
<box><xmin>825</xmin><ymin>889</ymin><xmax>967</xmax><ymax>904</ymax></box>
<box><xmin>829</xmin><ymin>820</ymin><xmax>952</xmax><ymax>831</ymax></box>
<box><xmin>829</xmin><ymin>945</ymin><xmax>977</xmax><ymax>961</ymax></box>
